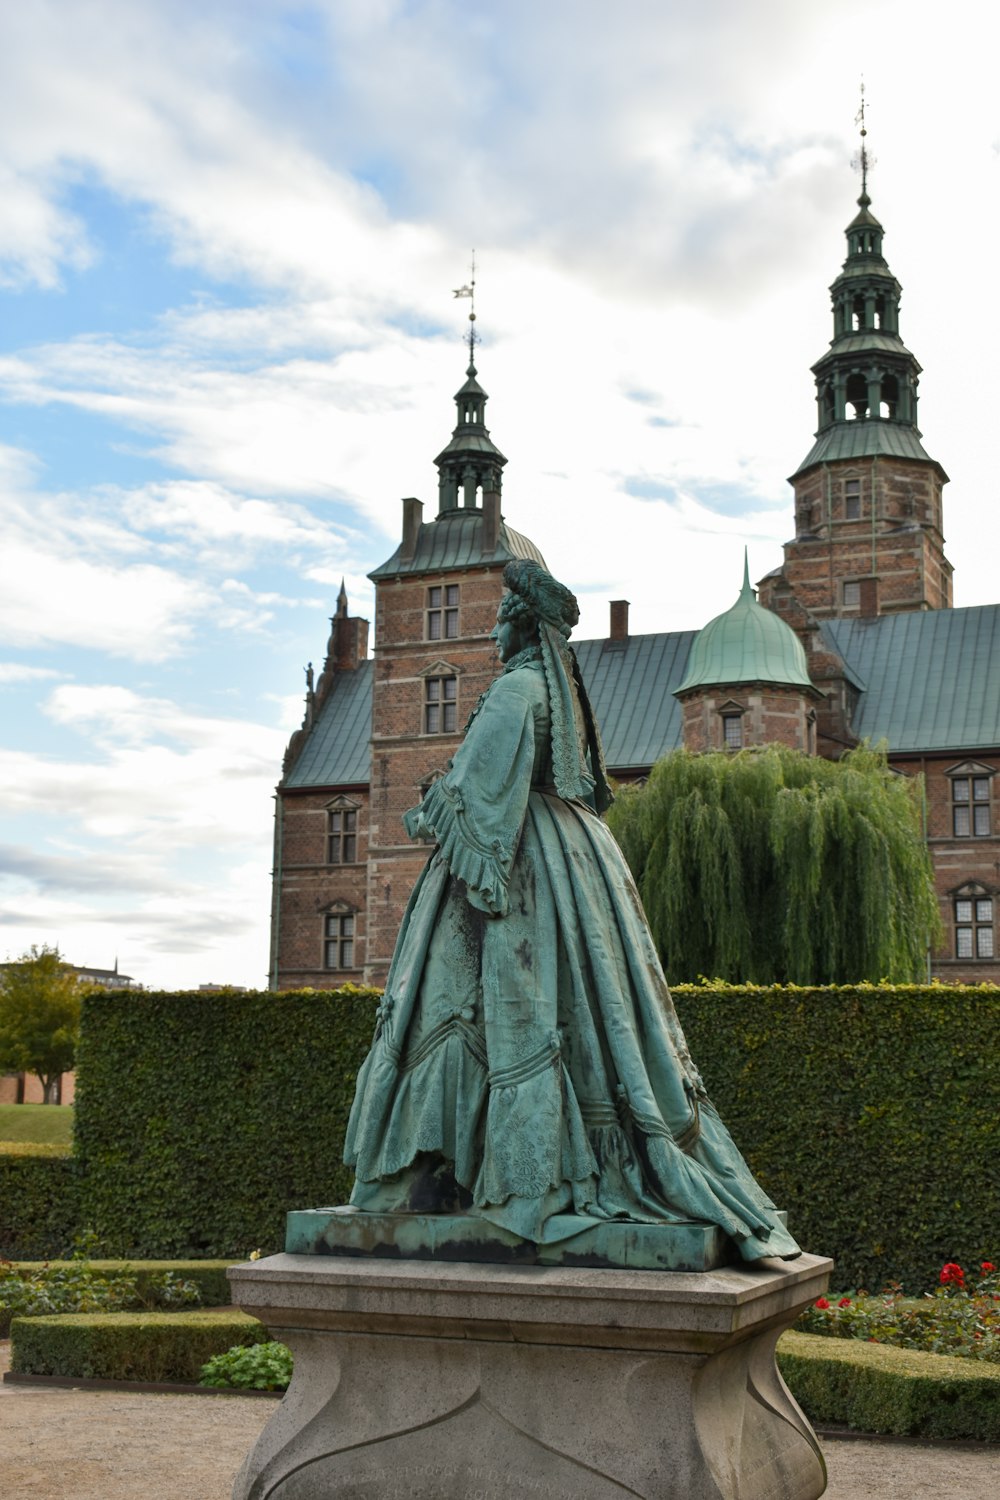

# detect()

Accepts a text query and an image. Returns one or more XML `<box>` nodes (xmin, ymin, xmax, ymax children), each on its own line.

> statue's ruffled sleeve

<box><xmin>402</xmin><ymin>675</ymin><xmax>536</xmax><ymax>917</ymax></box>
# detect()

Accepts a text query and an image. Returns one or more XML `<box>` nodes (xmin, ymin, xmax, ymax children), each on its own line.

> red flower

<box><xmin>814</xmin><ymin>1297</ymin><xmax>830</xmax><ymax>1310</ymax></box>
<box><xmin>940</xmin><ymin>1262</ymin><xmax>965</xmax><ymax>1286</ymax></box>
<box><xmin>838</xmin><ymin>1297</ymin><xmax>852</xmax><ymax>1308</ymax></box>
<box><xmin>982</xmin><ymin>1262</ymin><xmax>995</xmax><ymax>1273</ymax></box>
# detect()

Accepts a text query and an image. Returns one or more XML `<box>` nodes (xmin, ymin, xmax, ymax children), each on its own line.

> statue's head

<box><xmin>494</xmin><ymin>561</ymin><xmax>579</xmax><ymax>662</ymax></box>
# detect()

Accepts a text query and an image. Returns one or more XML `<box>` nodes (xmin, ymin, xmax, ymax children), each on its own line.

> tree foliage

<box><xmin>606</xmin><ymin>745</ymin><xmax>942</xmax><ymax>983</ymax></box>
<box><xmin>0</xmin><ymin>947</ymin><xmax>83</xmax><ymax>1102</ymax></box>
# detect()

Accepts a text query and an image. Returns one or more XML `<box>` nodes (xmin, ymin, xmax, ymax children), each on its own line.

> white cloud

<box><xmin>0</xmin><ymin>663</ymin><xmax>62</xmax><ymax>684</ymax></box>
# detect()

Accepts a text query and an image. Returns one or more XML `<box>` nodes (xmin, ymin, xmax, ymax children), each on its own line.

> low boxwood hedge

<box><xmin>10</xmin><ymin>1309</ymin><xmax>267</xmax><ymax>1384</ymax></box>
<box><xmin>777</xmin><ymin>1330</ymin><xmax>1000</xmax><ymax>1441</ymax></box>
<box><xmin>0</xmin><ymin>1143</ymin><xmax>79</xmax><ymax>1259</ymax></box>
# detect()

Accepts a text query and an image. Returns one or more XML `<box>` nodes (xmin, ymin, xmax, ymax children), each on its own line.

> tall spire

<box><xmin>791</xmin><ymin>92</ymin><xmax>935</xmax><ymax>477</ymax></box>
<box><xmin>434</xmin><ymin>253</ymin><xmax>507</xmax><ymax>515</ymax></box>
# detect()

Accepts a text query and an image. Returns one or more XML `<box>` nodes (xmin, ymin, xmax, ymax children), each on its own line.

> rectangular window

<box><xmin>845</xmin><ymin>479</ymin><xmax>861</xmax><ymax>520</ymax></box>
<box><xmin>954</xmin><ymin>896</ymin><xmax>993</xmax><ymax>961</ymax></box>
<box><xmin>842</xmin><ymin>580</ymin><xmax>861</xmax><ymax>607</ymax></box>
<box><xmin>324</xmin><ymin>913</ymin><xmax>355</xmax><ymax>970</ymax></box>
<box><xmin>425</xmin><ymin>675</ymin><xmax>457</xmax><ymax>734</ymax></box>
<box><xmin>327</xmin><ymin>808</ymin><xmax>357</xmax><ymax>864</ymax></box>
<box><xmin>722</xmin><ymin>715</ymin><xmax>743</xmax><ymax>750</ymax></box>
<box><xmin>427</xmin><ymin>584</ymin><xmax>459</xmax><ymax>641</ymax></box>
<box><xmin>951</xmin><ymin>775</ymin><xmax>992</xmax><ymax>837</ymax></box>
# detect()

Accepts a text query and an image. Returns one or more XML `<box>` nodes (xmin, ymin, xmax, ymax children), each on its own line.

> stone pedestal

<box><xmin>229</xmin><ymin>1251</ymin><xmax>831</xmax><ymax>1500</ymax></box>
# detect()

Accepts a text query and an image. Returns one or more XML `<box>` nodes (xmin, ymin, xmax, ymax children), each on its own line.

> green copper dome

<box><xmin>675</xmin><ymin>555</ymin><xmax>813</xmax><ymax>694</ymax></box>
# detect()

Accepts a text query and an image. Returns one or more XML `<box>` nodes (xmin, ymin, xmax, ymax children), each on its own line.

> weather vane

<box><xmin>851</xmin><ymin>79</ymin><xmax>875</xmax><ymax>200</ymax></box>
<box><xmin>452</xmin><ymin>250</ymin><xmax>478</xmax><ymax>370</ymax></box>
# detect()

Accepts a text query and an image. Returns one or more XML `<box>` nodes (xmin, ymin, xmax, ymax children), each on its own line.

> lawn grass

<box><xmin>0</xmin><ymin>1103</ymin><xmax>74</xmax><ymax>1146</ymax></box>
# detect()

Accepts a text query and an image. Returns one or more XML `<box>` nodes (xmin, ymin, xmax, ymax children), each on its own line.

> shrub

<box><xmin>777</xmin><ymin>1330</ymin><xmax>1000</xmax><ymax>1440</ymax></box>
<box><xmin>0</xmin><ymin>1255</ymin><xmax>211</xmax><ymax>1337</ymax></box>
<box><xmin>74</xmin><ymin>987</ymin><xmax>380</xmax><ymax>1258</ymax></box>
<box><xmin>0</xmin><ymin>1143</ymin><xmax>79</xmax><ymax>1258</ymax></box>
<box><xmin>671</xmin><ymin>982</ymin><xmax>1000</xmax><ymax>1291</ymax></box>
<box><xmin>200</xmin><ymin>1340</ymin><xmax>293</xmax><ymax>1391</ymax></box>
<box><xmin>799</xmin><ymin>1261</ymin><xmax>1000</xmax><ymax>1362</ymax></box>
<box><xmin>10</xmin><ymin>1309</ymin><xmax>267</xmax><ymax>1383</ymax></box>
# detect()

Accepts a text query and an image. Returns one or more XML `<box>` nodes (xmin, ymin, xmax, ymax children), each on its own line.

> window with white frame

<box><xmin>323</xmin><ymin>911</ymin><xmax>356</xmax><ymax>969</ymax></box>
<box><xmin>845</xmin><ymin>478</ymin><xmax>861</xmax><ymax>520</ymax></box>
<box><xmin>954</xmin><ymin>891</ymin><xmax>994</xmax><ymax>960</ymax></box>
<box><xmin>842</xmin><ymin>580</ymin><xmax>861</xmax><ymax>608</ymax></box>
<box><xmin>722</xmin><ymin>713</ymin><xmax>743</xmax><ymax>750</ymax></box>
<box><xmin>950</xmin><ymin>772</ymin><xmax>992</xmax><ymax>838</ymax></box>
<box><xmin>424</xmin><ymin>675</ymin><xmax>457</xmax><ymax>734</ymax></box>
<box><xmin>326</xmin><ymin>805</ymin><xmax>358</xmax><ymax>864</ymax></box>
<box><xmin>427</xmin><ymin>584</ymin><xmax>459</xmax><ymax>641</ymax></box>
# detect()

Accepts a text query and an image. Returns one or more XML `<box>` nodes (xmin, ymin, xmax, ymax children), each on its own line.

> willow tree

<box><xmin>606</xmin><ymin>744</ymin><xmax>942</xmax><ymax>984</ymax></box>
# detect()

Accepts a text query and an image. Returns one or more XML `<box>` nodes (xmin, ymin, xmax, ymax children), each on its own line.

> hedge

<box><xmin>671</xmin><ymin>983</ymin><xmax>1000</xmax><ymax>1291</ymax></box>
<box><xmin>8</xmin><ymin>1259</ymin><xmax>236</xmax><ymax>1307</ymax></box>
<box><xmin>0</xmin><ymin>1143</ymin><xmax>79</xmax><ymax>1259</ymax></box>
<box><xmin>9</xmin><ymin>1309</ymin><xmax>266</xmax><ymax>1383</ymax></box>
<box><xmin>777</xmin><ymin>1330</ymin><xmax>1000</xmax><ymax>1441</ymax></box>
<box><xmin>74</xmin><ymin>987</ymin><xmax>380</xmax><ymax>1259</ymax></box>
<box><xmin>67</xmin><ymin>983</ymin><xmax>999</xmax><ymax>1286</ymax></box>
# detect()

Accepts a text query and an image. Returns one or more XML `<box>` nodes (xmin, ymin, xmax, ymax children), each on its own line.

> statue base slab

<box><xmin>285</xmin><ymin>1206</ymin><xmax>754</xmax><ymax>1271</ymax></box>
<box><xmin>229</xmin><ymin>1250</ymin><xmax>831</xmax><ymax>1500</ymax></box>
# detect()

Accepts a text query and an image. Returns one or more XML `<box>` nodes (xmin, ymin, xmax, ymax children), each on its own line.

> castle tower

<box><xmin>759</xmin><ymin>133</ymin><xmax>952</xmax><ymax>624</ymax></box>
<box><xmin>363</xmin><ymin>335</ymin><xmax>545</xmax><ymax>980</ymax></box>
<box><xmin>675</xmin><ymin>554</ymin><xmax>820</xmax><ymax>753</ymax></box>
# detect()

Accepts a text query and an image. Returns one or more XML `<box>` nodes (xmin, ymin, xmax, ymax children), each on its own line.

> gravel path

<box><xmin>2</xmin><ymin>1340</ymin><xmax>997</xmax><ymax>1498</ymax></box>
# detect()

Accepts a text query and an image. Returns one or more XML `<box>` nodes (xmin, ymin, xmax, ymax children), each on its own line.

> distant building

<box><xmin>270</xmin><ymin>178</ymin><xmax>998</xmax><ymax>987</ymax></box>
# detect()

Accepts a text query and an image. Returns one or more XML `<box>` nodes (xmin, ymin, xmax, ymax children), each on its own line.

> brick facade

<box><xmin>364</xmin><ymin>566</ymin><xmax>510</xmax><ymax>979</ymax></box>
<box><xmin>678</xmin><ymin>683</ymin><xmax>817</xmax><ymax>754</ymax></box>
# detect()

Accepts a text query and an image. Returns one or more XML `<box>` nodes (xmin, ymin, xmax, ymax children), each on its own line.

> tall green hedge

<box><xmin>0</xmin><ymin>1143</ymin><xmax>79</xmax><ymax>1258</ymax></box>
<box><xmin>672</xmin><ymin>983</ymin><xmax>1000</xmax><ymax>1291</ymax></box>
<box><xmin>70</xmin><ymin>983</ymin><xmax>999</xmax><ymax>1289</ymax></box>
<box><xmin>74</xmin><ymin>987</ymin><xmax>379</xmax><ymax>1259</ymax></box>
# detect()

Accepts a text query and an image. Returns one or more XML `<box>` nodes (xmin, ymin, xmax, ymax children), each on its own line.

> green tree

<box><xmin>0</xmin><ymin>946</ymin><xmax>83</xmax><ymax>1103</ymax></box>
<box><xmin>606</xmin><ymin>744</ymin><xmax>942</xmax><ymax>984</ymax></box>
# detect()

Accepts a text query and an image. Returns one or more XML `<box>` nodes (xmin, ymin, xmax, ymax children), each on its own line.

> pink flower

<box><xmin>814</xmin><ymin>1297</ymin><xmax>830</xmax><ymax>1310</ymax></box>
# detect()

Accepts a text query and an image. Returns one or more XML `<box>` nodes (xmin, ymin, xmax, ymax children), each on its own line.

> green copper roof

<box><xmin>822</xmin><ymin>606</ymin><xmax>1000</xmax><ymax>752</ymax></box>
<box><xmin>674</xmin><ymin>555</ymin><xmax>813</xmax><ymax>694</ymax></box>
<box><xmin>793</xmin><ymin>420</ymin><xmax>941</xmax><ymax>476</ymax></box>
<box><xmin>574</xmin><ymin>631</ymin><xmax>694</xmax><ymax>768</ymax></box>
<box><xmin>369</xmin><ymin>509</ymin><xmax>546</xmax><ymax>580</ymax></box>
<box><xmin>283</xmin><ymin>660</ymin><xmax>372</xmax><ymax>787</ymax></box>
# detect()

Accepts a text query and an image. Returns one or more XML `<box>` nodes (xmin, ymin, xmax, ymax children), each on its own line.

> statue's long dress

<box><xmin>345</xmin><ymin>658</ymin><xmax>799</xmax><ymax>1262</ymax></box>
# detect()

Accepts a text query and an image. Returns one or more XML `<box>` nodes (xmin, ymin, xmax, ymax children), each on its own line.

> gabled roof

<box><xmin>823</xmin><ymin>604</ymin><xmax>1000</xmax><ymax>752</ymax></box>
<box><xmin>284</xmin><ymin>660</ymin><xmax>373</xmax><ymax>788</ymax></box>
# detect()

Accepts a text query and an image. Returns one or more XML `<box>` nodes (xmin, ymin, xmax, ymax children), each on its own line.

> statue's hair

<box><xmin>500</xmin><ymin>560</ymin><xmax>579</xmax><ymax>640</ymax></box>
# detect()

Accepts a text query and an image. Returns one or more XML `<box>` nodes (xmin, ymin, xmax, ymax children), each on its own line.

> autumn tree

<box><xmin>606</xmin><ymin>744</ymin><xmax>942</xmax><ymax>984</ymax></box>
<box><xmin>0</xmin><ymin>946</ymin><xmax>82</xmax><ymax>1103</ymax></box>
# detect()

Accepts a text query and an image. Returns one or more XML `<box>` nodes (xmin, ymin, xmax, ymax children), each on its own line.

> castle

<box><xmin>270</xmin><ymin>176</ymin><xmax>1000</xmax><ymax>989</ymax></box>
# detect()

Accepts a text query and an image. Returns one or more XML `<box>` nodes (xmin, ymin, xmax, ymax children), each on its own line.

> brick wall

<box><xmin>678</xmin><ymin>683</ymin><xmax>816</xmax><ymax>754</ymax></box>
<box><xmin>365</xmin><ymin>567</ymin><xmax>507</xmax><ymax>979</ymax></box>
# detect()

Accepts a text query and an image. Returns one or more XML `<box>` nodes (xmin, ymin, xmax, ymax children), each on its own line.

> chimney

<box><xmin>481</xmin><ymin>490</ymin><xmax>501</xmax><ymax>554</ymax></box>
<box><xmin>609</xmin><ymin>599</ymin><xmax>630</xmax><ymax>642</ymax></box>
<box><xmin>401</xmin><ymin>497</ymin><xmax>423</xmax><ymax>561</ymax></box>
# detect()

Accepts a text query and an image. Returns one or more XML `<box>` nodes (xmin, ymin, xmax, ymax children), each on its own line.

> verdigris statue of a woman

<box><xmin>345</xmin><ymin>560</ymin><xmax>799</xmax><ymax>1263</ymax></box>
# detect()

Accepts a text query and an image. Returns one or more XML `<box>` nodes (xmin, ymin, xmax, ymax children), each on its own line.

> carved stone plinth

<box><xmin>229</xmin><ymin>1252</ymin><xmax>830</xmax><ymax>1500</ymax></box>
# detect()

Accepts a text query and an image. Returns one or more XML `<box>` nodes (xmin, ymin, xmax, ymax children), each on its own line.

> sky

<box><xmin>1</xmin><ymin>0</ymin><xmax>998</xmax><ymax>990</ymax></box>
